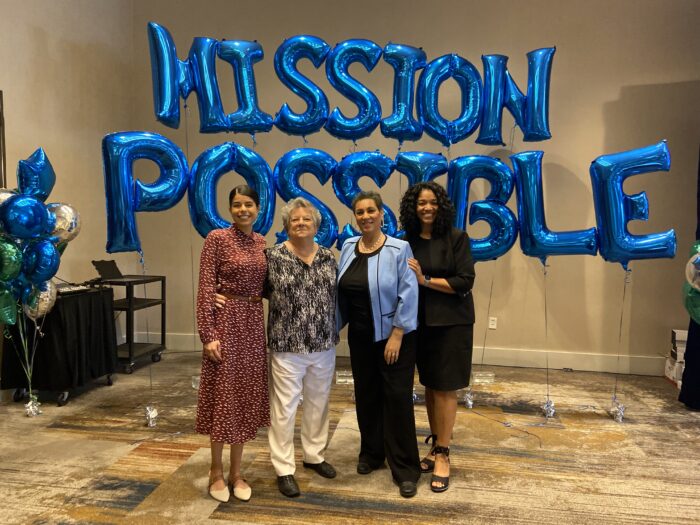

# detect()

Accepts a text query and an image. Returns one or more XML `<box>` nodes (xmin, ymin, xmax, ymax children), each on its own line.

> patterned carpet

<box><xmin>0</xmin><ymin>352</ymin><xmax>698</xmax><ymax>524</ymax></box>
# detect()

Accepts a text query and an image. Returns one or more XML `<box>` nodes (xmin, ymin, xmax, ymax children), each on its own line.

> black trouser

<box><xmin>348</xmin><ymin>329</ymin><xmax>420</xmax><ymax>483</ymax></box>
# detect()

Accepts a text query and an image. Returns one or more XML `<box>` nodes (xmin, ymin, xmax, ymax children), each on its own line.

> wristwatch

<box><xmin>423</xmin><ymin>274</ymin><xmax>431</xmax><ymax>287</ymax></box>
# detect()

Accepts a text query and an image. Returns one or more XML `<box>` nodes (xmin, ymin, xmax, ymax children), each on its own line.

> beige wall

<box><xmin>3</xmin><ymin>1</ymin><xmax>699</xmax><ymax>373</ymax></box>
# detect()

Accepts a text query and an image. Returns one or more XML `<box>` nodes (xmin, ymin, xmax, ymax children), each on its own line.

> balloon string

<box><xmin>478</xmin><ymin>258</ymin><xmax>497</xmax><ymax>369</ymax></box>
<box><xmin>509</xmin><ymin>123</ymin><xmax>517</xmax><ymax>153</ymax></box>
<box><xmin>613</xmin><ymin>268</ymin><xmax>632</xmax><ymax>399</ymax></box>
<box><xmin>543</xmin><ymin>262</ymin><xmax>550</xmax><ymax>401</ymax></box>
<box><xmin>185</xmin><ymin>105</ymin><xmax>198</xmax><ymax>355</ymax></box>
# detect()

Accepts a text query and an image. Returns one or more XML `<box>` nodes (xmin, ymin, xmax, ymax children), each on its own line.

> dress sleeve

<box><xmin>197</xmin><ymin>232</ymin><xmax>219</xmax><ymax>344</ymax></box>
<box><xmin>393</xmin><ymin>242</ymin><xmax>419</xmax><ymax>331</ymax></box>
<box><xmin>445</xmin><ymin>229</ymin><xmax>476</xmax><ymax>296</ymax></box>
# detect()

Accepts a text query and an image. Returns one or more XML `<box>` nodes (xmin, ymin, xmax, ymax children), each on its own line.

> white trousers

<box><xmin>268</xmin><ymin>348</ymin><xmax>336</xmax><ymax>476</ymax></box>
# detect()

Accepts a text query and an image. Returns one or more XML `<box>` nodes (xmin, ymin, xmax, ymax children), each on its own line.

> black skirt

<box><xmin>416</xmin><ymin>324</ymin><xmax>473</xmax><ymax>391</ymax></box>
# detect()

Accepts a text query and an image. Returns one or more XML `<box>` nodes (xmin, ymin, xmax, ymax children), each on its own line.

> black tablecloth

<box><xmin>1</xmin><ymin>288</ymin><xmax>117</xmax><ymax>391</ymax></box>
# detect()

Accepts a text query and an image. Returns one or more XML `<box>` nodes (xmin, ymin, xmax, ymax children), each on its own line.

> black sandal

<box><xmin>420</xmin><ymin>434</ymin><xmax>437</xmax><ymax>473</ymax></box>
<box><xmin>430</xmin><ymin>445</ymin><xmax>450</xmax><ymax>493</ymax></box>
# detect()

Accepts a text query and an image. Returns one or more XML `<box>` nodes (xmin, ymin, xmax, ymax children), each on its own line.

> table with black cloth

<box><xmin>1</xmin><ymin>287</ymin><xmax>117</xmax><ymax>405</ymax></box>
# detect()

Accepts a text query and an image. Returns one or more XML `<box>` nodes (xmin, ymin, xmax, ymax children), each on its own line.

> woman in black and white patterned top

<box><xmin>265</xmin><ymin>198</ymin><xmax>339</xmax><ymax>498</ymax></box>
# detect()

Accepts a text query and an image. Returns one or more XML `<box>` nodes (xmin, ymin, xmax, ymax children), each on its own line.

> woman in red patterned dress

<box><xmin>195</xmin><ymin>185</ymin><xmax>269</xmax><ymax>503</ymax></box>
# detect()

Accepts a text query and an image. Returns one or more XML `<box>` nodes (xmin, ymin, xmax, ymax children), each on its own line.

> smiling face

<box><xmin>353</xmin><ymin>198</ymin><xmax>384</xmax><ymax>236</ymax></box>
<box><xmin>416</xmin><ymin>188</ymin><xmax>438</xmax><ymax>230</ymax></box>
<box><xmin>230</xmin><ymin>193</ymin><xmax>259</xmax><ymax>232</ymax></box>
<box><xmin>287</xmin><ymin>206</ymin><xmax>317</xmax><ymax>242</ymax></box>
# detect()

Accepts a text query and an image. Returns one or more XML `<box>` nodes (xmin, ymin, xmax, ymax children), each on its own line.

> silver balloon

<box><xmin>23</xmin><ymin>280</ymin><xmax>57</xmax><ymax>320</ymax></box>
<box><xmin>0</xmin><ymin>188</ymin><xmax>16</xmax><ymax>207</ymax></box>
<box><xmin>46</xmin><ymin>202</ymin><xmax>81</xmax><ymax>242</ymax></box>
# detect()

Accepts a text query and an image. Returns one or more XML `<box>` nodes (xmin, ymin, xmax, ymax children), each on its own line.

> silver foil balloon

<box><xmin>542</xmin><ymin>399</ymin><xmax>556</xmax><ymax>418</ymax></box>
<box><xmin>0</xmin><ymin>188</ymin><xmax>16</xmax><ymax>207</ymax></box>
<box><xmin>46</xmin><ymin>203</ymin><xmax>81</xmax><ymax>242</ymax></box>
<box><xmin>23</xmin><ymin>281</ymin><xmax>57</xmax><ymax>320</ymax></box>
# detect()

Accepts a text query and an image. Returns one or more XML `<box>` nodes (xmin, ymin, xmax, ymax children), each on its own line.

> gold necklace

<box><xmin>360</xmin><ymin>233</ymin><xmax>385</xmax><ymax>253</ymax></box>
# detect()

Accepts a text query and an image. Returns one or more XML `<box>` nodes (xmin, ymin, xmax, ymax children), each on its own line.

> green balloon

<box><xmin>683</xmin><ymin>283</ymin><xmax>700</xmax><ymax>324</ymax></box>
<box><xmin>0</xmin><ymin>239</ymin><xmax>22</xmax><ymax>281</ymax></box>
<box><xmin>0</xmin><ymin>288</ymin><xmax>17</xmax><ymax>325</ymax></box>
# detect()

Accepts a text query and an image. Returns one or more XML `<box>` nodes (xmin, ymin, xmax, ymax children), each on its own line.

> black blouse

<box><xmin>338</xmin><ymin>244</ymin><xmax>383</xmax><ymax>340</ymax></box>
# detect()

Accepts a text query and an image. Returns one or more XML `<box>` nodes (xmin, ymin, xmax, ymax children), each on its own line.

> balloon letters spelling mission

<box><xmin>102</xmin><ymin>23</ymin><xmax>676</xmax><ymax>268</ymax></box>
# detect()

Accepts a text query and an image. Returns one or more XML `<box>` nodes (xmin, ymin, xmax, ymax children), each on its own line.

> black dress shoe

<box><xmin>302</xmin><ymin>461</ymin><xmax>337</xmax><ymax>479</ymax></box>
<box><xmin>356</xmin><ymin>462</ymin><xmax>373</xmax><ymax>475</ymax></box>
<box><xmin>277</xmin><ymin>475</ymin><xmax>300</xmax><ymax>498</ymax></box>
<box><xmin>398</xmin><ymin>480</ymin><xmax>417</xmax><ymax>498</ymax></box>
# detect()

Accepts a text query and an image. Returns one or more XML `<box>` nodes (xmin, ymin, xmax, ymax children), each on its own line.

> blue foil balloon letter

<box><xmin>511</xmin><ymin>151</ymin><xmax>598</xmax><ymax>263</ymax></box>
<box><xmin>589</xmin><ymin>141</ymin><xmax>676</xmax><ymax>268</ymax></box>
<box><xmin>417</xmin><ymin>54</ymin><xmax>483</xmax><ymax>147</ymax></box>
<box><xmin>380</xmin><ymin>44</ymin><xmax>426</xmax><ymax>143</ymax></box>
<box><xmin>324</xmin><ymin>39</ymin><xmax>383</xmax><ymax>141</ymax></box>
<box><xmin>273</xmin><ymin>36</ymin><xmax>330</xmax><ymax>136</ymax></box>
<box><xmin>478</xmin><ymin>48</ymin><xmax>556</xmax><ymax>145</ymax></box>
<box><xmin>332</xmin><ymin>151</ymin><xmax>396</xmax><ymax>247</ymax></box>
<box><xmin>148</xmin><ymin>22</ymin><xmax>235</xmax><ymax>133</ymax></box>
<box><xmin>274</xmin><ymin>149</ymin><xmax>339</xmax><ymax>247</ymax></box>
<box><xmin>102</xmin><ymin>132</ymin><xmax>189</xmax><ymax>253</ymax></box>
<box><xmin>395</xmin><ymin>152</ymin><xmax>448</xmax><ymax>186</ymax></box>
<box><xmin>447</xmin><ymin>156</ymin><xmax>518</xmax><ymax>261</ymax></box>
<box><xmin>188</xmin><ymin>142</ymin><xmax>275</xmax><ymax>238</ymax></box>
<box><xmin>217</xmin><ymin>40</ymin><xmax>274</xmax><ymax>134</ymax></box>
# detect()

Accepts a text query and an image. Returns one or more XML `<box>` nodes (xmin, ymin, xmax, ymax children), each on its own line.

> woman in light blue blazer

<box><xmin>336</xmin><ymin>190</ymin><xmax>420</xmax><ymax>499</ymax></box>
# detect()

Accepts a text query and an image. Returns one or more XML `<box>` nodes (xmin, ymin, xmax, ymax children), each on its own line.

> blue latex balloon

<box><xmin>332</xmin><ymin>151</ymin><xmax>396</xmax><ymax>248</ymax></box>
<box><xmin>102</xmin><ymin>132</ymin><xmax>189</xmax><ymax>253</ymax></box>
<box><xmin>447</xmin><ymin>156</ymin><xmax>518</xmax><ymax>261</ymax></box>
<box><xmin>417</xmin><ymin>54</ymin><xmax>483</xmax><ymax>147</ymax></box>
<box><xmin>273</xmin><ymin>35</ymin><xmax>330</xmax><ymax>136</ymax></box>
<box><xmin>477</xmin><ymin>49</ymin><xmax>556</xmax><ymax>145</ymax></box>
<box><xmin>218</xmin><ymin>40</ymin><xmax>274</xmax><ymax>134</ymax></box>
<box><xmin>274</xmin><ymin>148</ymin><xmax>339</xmax><ymax>247</ymax></box>
<box><xmin>22</xmin><ymin>240</ymin><xmax>60</xmax><ymax>285</ymax></box>
<box><xmin>380</xmin><ymin>43</ymin><xmax>426</xmax><ymax>143</ymax></box>
<box><xmin>188</xmin><ymin>142</ymin><xmax>276</xmax><ymax>238</ymax></box>
<box><xmin>324</xmin><ymin>39</ymin><xmax>383</xmax><ymax>140</ymax></box>
<box><xmin>511</xmin><ymin>151</ymin><xmax>598</xmax><ymax>263</ymax></box>
<box><xmin>0</xmin><ymin>194</ymin><xmax>54</xmax><ymax>239</ymax></box>
<box><xmin>395</xmin><ymin>151</ymin><xmax>448</xmax><ymax>186</ymax></box>
<box><xmin>17</xmin><ymin>148</ymin><xmax>56</xmax><ymax>202</ymax></box>
<box><xmin>589</xmin><ymin>141</ymin><xmax>676</xmax><ymax>269</ymax></box>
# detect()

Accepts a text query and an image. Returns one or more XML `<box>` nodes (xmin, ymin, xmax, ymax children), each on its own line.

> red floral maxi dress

<box><xmin>195</xmin><ymin>225</ymin><xmax>270</xmax><ymax>443</ymax></box>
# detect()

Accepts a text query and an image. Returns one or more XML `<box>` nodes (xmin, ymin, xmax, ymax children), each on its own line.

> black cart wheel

<box><xmin>151</xmin><ymin>352</ymin><xmax>162</xmax><ymax>363</ymax></box>
<box><xmin>106</xmin><ymin>374</ymin><xmax>113</xmax><ymax>386</ymax></box>
<box><xmin>57</xmin><ymin>391</ymin><xmax>69</xmax><ymax>406</ymax></box>
<box><xmin>12</xmin><ymin>388</ymin><xmax>27</xmax><ymax>402</ymax></box>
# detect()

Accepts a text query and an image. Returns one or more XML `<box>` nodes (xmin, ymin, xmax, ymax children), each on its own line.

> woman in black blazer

<box><xmin>399</xmin><ymin>181</ymin><xmax>475</xmax><ymax>493</ymax></box>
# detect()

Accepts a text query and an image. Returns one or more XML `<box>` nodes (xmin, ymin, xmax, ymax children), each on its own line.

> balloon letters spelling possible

<box><xmin>274</xmin><ymin>35</ymin><xmax>331</xmax><ymax>136</ymax></box>
<box><xmin>589</xmin><ymin>141</ymin><xmax>676</xmax><ymax>268</ymax></box>
<box><xmin>188</xmin><ymin>142</ymin><xmax>276</xmax><ymax>238</ymax></box>
<box><xmin>511</xmin><ymin>150</ymin><xmax>598</xmax><ymax>263</ymax></box>
<box><xmin>102</xmin><ymin>132</ymin><xmax>190</xmax><ymax>253</ymax></box>
<box><xmin>447</xmin><ymin>156</ymin><xmax>518</xmax><ymax>261</ymax></box>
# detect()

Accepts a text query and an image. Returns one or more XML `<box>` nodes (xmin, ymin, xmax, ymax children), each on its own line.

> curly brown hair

<box><xmin>399</xmin><ymin>182</ymin><xmax>455</xmax><ymax>238</ymax></box>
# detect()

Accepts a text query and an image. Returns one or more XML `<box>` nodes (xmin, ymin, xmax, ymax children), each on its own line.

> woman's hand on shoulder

<box><xmin>203</xmin><ymin>340</ymin><xmax>222</xmax><ymax>363</ymax></box>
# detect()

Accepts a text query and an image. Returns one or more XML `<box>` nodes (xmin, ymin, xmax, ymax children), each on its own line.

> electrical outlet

<box><xmin>488</xmin><ymin>317</ymin><xmax>498</xmax><ymax>330</ymax></box>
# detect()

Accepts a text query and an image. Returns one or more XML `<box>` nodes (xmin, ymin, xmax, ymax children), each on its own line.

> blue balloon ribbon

<box><xmin>589</xmin><ymin>141</ymin><xmax>676</xmax><ymax>269</ymax></box>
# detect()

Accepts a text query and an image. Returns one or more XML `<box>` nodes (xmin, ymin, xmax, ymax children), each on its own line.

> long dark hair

<box><xmin>229</xmin><ymin>184</ymin><xmax>260</xmax><ymax>207</ymax></box>
<box><xmin>399</xmin><ymin>181</ymin><xmax>455</xmax><ymax>238</ymax></box>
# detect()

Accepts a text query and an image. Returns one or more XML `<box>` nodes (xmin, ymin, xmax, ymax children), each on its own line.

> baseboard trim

<box><xmin>138</xmin><ymin>332</ymin><xmax>664</xmax><ymax>376</ymax></box>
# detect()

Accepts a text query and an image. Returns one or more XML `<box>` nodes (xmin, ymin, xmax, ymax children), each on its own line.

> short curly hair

<box><xmin>399</xmin><ymin>181</ymin><xmax>455</xmax><ymax>238</ymax></box>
